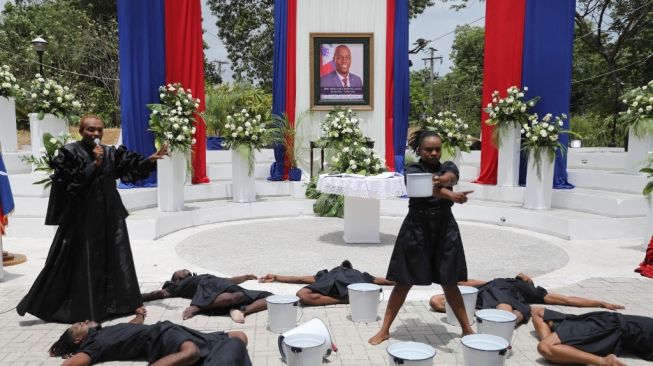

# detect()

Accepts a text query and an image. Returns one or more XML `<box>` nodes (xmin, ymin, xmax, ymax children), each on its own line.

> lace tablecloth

<box><xmin>316</xmin><ymin>174</ymin><xmax>407</xmax><ymax>199</ymax></box>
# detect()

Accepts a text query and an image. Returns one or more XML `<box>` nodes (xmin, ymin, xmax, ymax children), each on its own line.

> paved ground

<box><xmin>1</xmin><ymin>216</ymin><xmax>652</xmax><ymax>365</ymax></box>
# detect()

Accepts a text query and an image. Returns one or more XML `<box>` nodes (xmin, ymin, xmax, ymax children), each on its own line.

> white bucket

<box><xmin>461</xmin><ymin>334</ymin><xmax>509</xmax><ymax>366</ymax></box>
<box><xmin>267</xmin><ymin>295</ymin><xmax>300</xmax><ymax>333</ymax></box>
<box><xmin>283</xmin><ymin>333</ymin><xmax>325</xmax><ymax>366</ymax></box>
<box><xmin>406</xmin><ymin>173</ymin><xmax>433</xmax><ymax>197</ymax></box>
<box><xmin>347</xmin><ymin>283</ymin><xmax>382</xmax><ymax>323</ymax></box>
<box><xmin>445</xmin><ymin>286</ymin><xmax>478</xmax><ymax>327</ymax></box>
<box><xmin>387</xmin><ymin>341</ymin><xmax>436</xmax><ymax>366</ymax></box>
<box><xmin>476</xmin><ymin>309</ymin><xmax>517</xmax><ymax>344</ymax></box>
<box><xmin>278</xmin><ymin>318</ymin><xmax>336</xmax><ymax>363</ymax></box>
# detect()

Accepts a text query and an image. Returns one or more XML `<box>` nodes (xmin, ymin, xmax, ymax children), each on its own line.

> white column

<box><xmin>157</xmin><ymin>151</ymin><xmax>187</xmax><ymax>212</ymax></box>
<box><xmin>452</xmin><ymin>147</ymin><xmax>462</xmax><ymax>167</ymax></box>
<box><xmin>28</xmin><ymin>113</ymin><xmax>68</xmax><ymax>159</ymax></box>
<box><xmin>497</xmin><ymin>125</ymin><xmax>521</xmax><ymax>187</ymax></box>
<box><xmin>0</xmin><ymin>97</ymin><xmax>18</xmax><ymax>152</ymax></box>
<box><xmin>343</xmin><ymin>196</ymin><xmax>380</xmax><ymax>243</ymax></box>
<box><xmin>523</xmin><ymin>150</ymin><xmax>555</xmax><ymax>210</ymax></box>
<box><xmin>231</xmin><ymin>149</ymin><xmax>256</xmax><ymax>203</ymax></box>
<box><xmin>626</xmin><ymin>128</ymin><xmax>653</xmax><ymax>174</ymax></box>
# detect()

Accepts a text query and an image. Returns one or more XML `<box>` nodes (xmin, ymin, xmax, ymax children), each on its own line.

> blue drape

<box><xmin>0</xmin><ymin>152</ymin><xmax>15</xmax><ymax>216</ymax></box>
<box><xmin>520</xmin><ymin>0</ymin><xmax>575</xmax><ymax>188</ymax></box>
<box><xmin>117</xmin><ymin>0</ymin><xmax>165</xmax><ymax>187</ymax></box>
<box><xmin>270</xmin><ymin>0</ymin><xmax>288</xmax><ymax>181</ymax></box>
<box><xmin>393</xmin><ymin>0</ymin><xmax>410</xmax><ymax>174</ymax></box>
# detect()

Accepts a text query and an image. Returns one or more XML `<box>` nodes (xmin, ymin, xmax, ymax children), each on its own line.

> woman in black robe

<box><xmin>17</xmin><ymin>115</ymin><xmax>167</xmax><ymax>323</ymax></box>
<box><xmin>48</xmin><ymin>307</ymin><xmax>252</xmax><ymax>366</ymax></box>
<box><xmin>258</xmin><ymin>260</ymin><xmax>396</xmax><ymax>306</ymax></box>
<box><xmin>532</xmin><ymin>307</ymin><xmax>653</xmax><ymax>365</ymax></box>
<box><xmin>142</xmin><ymin>269</ymin><xmax>272</xmax><ymax>323</ymax></box>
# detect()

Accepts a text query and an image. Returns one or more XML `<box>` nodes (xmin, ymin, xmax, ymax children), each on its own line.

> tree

<box><xmin>206</xmin><ymin>0</ymin><xmax>437</xmax><ymax>91</ymax></box>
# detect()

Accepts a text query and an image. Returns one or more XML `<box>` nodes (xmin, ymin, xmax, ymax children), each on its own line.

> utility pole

<box><xmin>421</xmin><ymin>47</ymin><xmax>443</xmax><ymax>105</ymax></box>
<box><xmin>213</xmin><ymin>60</ymin><xmax>229</xmax><ymax>80</ymax></box>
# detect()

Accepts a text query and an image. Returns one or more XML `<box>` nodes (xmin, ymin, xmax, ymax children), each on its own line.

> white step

<box><xmin>567</xmin><ymin>169</ymin><xmax>649</xmax><ymax>194</ymax></box>
<box><xmin>567</xmin><ymin>148</ymin><xmax>626</xmax><ymax>171</ymax></box>
<box><xmin>1</xmin><ymin>150</ymin><xmax>31</xmax><ymax>174</ymax></box>
<box><xmin>8</xmin><ymin>173</ymin><xmax>50</xmax><ymax>197</ymax></box>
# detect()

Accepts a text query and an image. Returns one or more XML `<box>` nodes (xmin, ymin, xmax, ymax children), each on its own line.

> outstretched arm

<box><xmin>258</xmin><ymin>274</ymin><xmax>316</xmax><ymax>284</ymax></box>
<box><xmin>142</xmin><ymin>289</ymin><xmax>172</xmax><ymax>302</ymax></box>
<box><xmin>544</xmin><ymin>293</ymin><xmax>624</xmax><ymax>310</ymax></box>
<box><xmin>373</xmin><ymin>277</ymin><xmax>397</xmax><ymax>286</ymax></box>
<box><xmin>61</xmin><ymin>353</ymin><xmax>92</xmax><ymax>366</ymax></box>
<box><xmin>129</xmin><ymin>307</ymin><xmax>148</xmax><ymax>324</ymax></box>
<box><xmin>228</xmin><ymin>274</ymin><xmax>258</xmax><ymax>285</ymax></box>
<box><xmin>458</xmin><ymin>278</ymin><xmax>487</xmax><ymax>287</ymax></box>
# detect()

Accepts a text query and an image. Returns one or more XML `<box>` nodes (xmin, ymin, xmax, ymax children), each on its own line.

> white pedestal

<box><xmin>343</xmin><ymin>196</ymin><xmax>380</xmax><ymax>244</ymax></box>
<box><xmin>28</xmin><ymin>113</ymin><xmax>68</xmax><ymax>159</ymax></box>
<box><xmin>231</xmin><ymin>149</ymin><xmax>256</xmax><ymax>203</ymax></box>
<box><xmin>497</xmin><ymin>125</ymin><xmax>521</xmax><ymax>187</ymax></box>
<box><xmin>523</xmin><ymin>150</ymin><xmax>555</xmax><ymax>210</ymax></box>
<box><xmin>452</xmin><ymin>147</ymin><xmax>462</xmax><ymax>167</ymax></box>
<box><xmin>627</xmin><ymin>128</ymin><xmax>653</xmax><ymax>174</ymax></box>
<box><xmin>0</xmin><ymin>97</ymin><xmax>18</xmax><ymax>152</ymax></box>
<box><xmin>157</xmin><ymin>151</ymin><xmax>187</xmax><ymax>212</ymax></box>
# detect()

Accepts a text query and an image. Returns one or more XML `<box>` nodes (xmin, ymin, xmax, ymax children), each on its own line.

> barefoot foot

<box><xmin>230</xmin><ymin>308</ymin><xmax>245</xmax><ymax>324</ymax></box>
<box><xmin>368</xmin><ymin>331</ymin><xmax>390</xmax><ymax>345</ymax></box>
<box><xmin>182</xmin><ymin>305</ymin><xmax>200</xmax><ymax>320</ymax></box>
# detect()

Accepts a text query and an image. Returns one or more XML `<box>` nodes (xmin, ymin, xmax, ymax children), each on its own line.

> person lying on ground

<box><xmin>429</xmin><ymin>272</ymin><xmax>623</xmax><ymax>326</ymax></box>
<box><xmin>141</xmin><ymin>269</ymin><xmax>271</xmax><ymax>323</ymax></box>
<box><xmin>258</xmin><ymin>260</ymin><xmax>396</xmax><ymax>306</ymax></box>
<box><xmin>49</xmin><ymin>306</ymin><xmax>252</xmax><ymax>366</ymax></box>
<box><xmin>531</xmin><ymin>306</ymin><xmax>653</xmax><ymax>366</ymax></box>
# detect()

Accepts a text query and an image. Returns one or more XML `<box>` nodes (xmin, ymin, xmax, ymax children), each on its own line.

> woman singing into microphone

<box><xmin>17</xmin><ymin>115</ymin><xmax>168</xmax><ymax>323</ymax></box>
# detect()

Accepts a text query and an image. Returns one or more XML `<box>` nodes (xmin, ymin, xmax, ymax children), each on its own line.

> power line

<box><xmin>572</xmin><ymin>53</ymin><xmax>652</xmax><ymax>84</ymax></box>
<box><xmin>427</xmin><ymin>16</ymin><xmax>485</xmax><ymax>43</ymax></box>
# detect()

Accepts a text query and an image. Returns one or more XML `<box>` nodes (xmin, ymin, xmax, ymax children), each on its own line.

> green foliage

<box><xmin>618</xmin><ymin>80</ymin><xmax>653</xmax><ymax>138</ymax></box>
<box><xmin>267</xmin><ymin>112</ymin><xmax>309</xmax><ymax>168</ymax></box>
<box><xmin>570</xmin><ymin>113</ymin><xmax>625</xmax><ymax>147</ymax></box>
<box><xmin>641</xmin><ymin>153</ymin><xmax>653</xmax><ymax>197</ymax></box>
<box><xmin>204</xmin><ymin>83</ymin><xmax>272</xmax><ymax>136</ymax></box>
<box><xmin>21</xmin><ymin>131</ymin><xmax>78</xmax><ymax>187</ymax></box>
<box><xmin>147</xmin><ymin>83</ymin><xmax>200</xmax><ymax>153</ymax></box>
<box><xmin>304</xmin><ymin>173</ymin><xmax>344</xmax><ymax>218</ymax></box>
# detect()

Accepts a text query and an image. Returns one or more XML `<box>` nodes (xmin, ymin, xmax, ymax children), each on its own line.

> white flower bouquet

<box><xmin>25</xmin><ymin>74</ymin><xmax>82</xmax><ymax>121</ymax></box>
<box><xmin>423</xmin><ymin>110</ymin><xmax>473</xmax><ymax>153</ymax></box>
<box><xmin>0</xmin><ymin>65</ymin><xmax>21</xmax><ymax>98</ymax></box>
<box><xmin>219</xmin><ymin>109</ymin><xmax>270</xmax><ymax>174</ymax></box>
<box><xmin>485</xmin><ymin>86</ymin><xmax>539</xmax><ymax>146</ymax></box>
<box><xmin>148</xmin><ymin>83</ymin><xmax>200</xmax><ymax>153</ymax></box>
<box><xmin>330</xmin><ymin>140</ymin><xmax>385</xmax><ymax>175</ymax></box>
<box><xmin>317</xmin><ymin>107</ymin><xmax>364</xmax><ymax>148</ymax></box>
<box><xmin>521</xmin><ymin>113</ymin><xmax>573</xmax><ymax>178</ymax></box>
<box><xmin>22</xmin><ymin>131</ymin><xmax>78</xmax><ymax>187</ymax></box>
<box><xmin>619</xmin><ymin>80</ymin><xmax>653</xmax><ymax>137</ymax></box>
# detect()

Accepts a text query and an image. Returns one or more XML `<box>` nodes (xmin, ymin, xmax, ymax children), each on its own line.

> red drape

<box><xmin>164</xmin><ymin>0</ymin><xmax>209</xmax><ymax>184</ymax></box>
<box><xmin>635</xmin><ymin>236</ymin><xmax>653</xmax><ymax>279</ymax></box>
<box><xmin>474</xmin><ymin>0</ymin><xmax>526</xmax><ymax>184</ymax></box>
<box><xmin>283</xmin><ymin>0</ymin><xmax>297</xmax><ymax>180</ymax></box>
<box><xmin>384</xmin><ymin>0</ymin><xmax>396</xmax><ymax>171</ymax></box>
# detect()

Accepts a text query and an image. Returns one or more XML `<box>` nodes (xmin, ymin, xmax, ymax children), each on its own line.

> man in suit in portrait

<box><xmin>320</xmin><ymin>45</ymin><xmax>363</xmax><ymax>88</ymax></box>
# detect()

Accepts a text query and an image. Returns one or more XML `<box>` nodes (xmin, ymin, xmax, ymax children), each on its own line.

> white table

<box><xmin>317</xmin><ymin>174</ymin><xmax>407</xmax><ymax>243</ymax></box>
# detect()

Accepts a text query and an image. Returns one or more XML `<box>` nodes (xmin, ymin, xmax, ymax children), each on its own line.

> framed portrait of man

<box><xmin>310</xmin><ymin>33</ymin><xmax>374</xmax><ymax>110</ymax></box>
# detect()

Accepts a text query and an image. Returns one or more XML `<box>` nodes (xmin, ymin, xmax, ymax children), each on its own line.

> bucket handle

<box><xmin>278</xmin><ymin>336</ymin><xmax>287</xmax><ymax>363</ymax></box>
<box><xmin>499</xmin><ymin>349</ymin><xmax>507</xmax><ymax>356</ymax></box>
<box><xmin>393</xmin><ymin>357</ymin><xmax>405</xmax><ymax>365</ymax></box>
<box><xmin>476</xmin><ymin>316</ymin><xmax>482</xmax><ymax>323</ymax></box>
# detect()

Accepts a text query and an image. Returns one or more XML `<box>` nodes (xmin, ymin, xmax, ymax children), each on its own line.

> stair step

<box><xmin>567</xmin><ymin>169</ymin><xmax>648</xmax><ymax>194</ymax></box>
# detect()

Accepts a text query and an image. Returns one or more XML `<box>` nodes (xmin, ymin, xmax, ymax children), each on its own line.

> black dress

<box><xmin>386</xmin><ymin>160</ymin><xmax>468</xmax><ymax>286</ymax></box>
<box><xmin>305</xmin><ymin>266</ymin><xmax>375</xmax><ymax>298</ymax></box>
<box><xmin>544</xmin><ymin>309</ymin><xmax>653</xmax><ymax>360</ymax></box>
<box><xmin>475</xmin><ymin>278</ymin><xmax>548</xmax><ymax>323</ymax></box>
<box><xmin>163</xmin><ymin>274</ymin><xmax>272</xmax><ymax>315</ymax></box>
<box><xmin>78</xmin><ymin>321</ymin><xmax>252</xmax><ymax>365</ymax></box>
<box><xmin>17</xmin><ymin>142</ymin><xmax>154</xmax><ymax>323</ymax></box>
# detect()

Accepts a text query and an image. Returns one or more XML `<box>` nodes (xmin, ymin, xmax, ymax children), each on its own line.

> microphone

<box><xmin>94</xmin><ymin>138</ymin><xmax>101</xmax><ymax>147</ymax></box>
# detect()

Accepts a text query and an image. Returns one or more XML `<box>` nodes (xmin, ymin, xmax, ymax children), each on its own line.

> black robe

<box><xmin>475</xmin><ymin>278</ymin><xmax>548</xmax><ymax>323</ymax></box>
<box><xmin>305</xmin><ymin>266</ymin><xmax>375</xmax><ymax>298</ymax></box>
<box><xmin>78</xmin><ymin>321</ymin><xmax>252</xmax><ymax>365</ymax></box>
<box><xmin>17</xmin><ymin>142</ymin><xmax>154</xmax><ymax>323</ymax></box>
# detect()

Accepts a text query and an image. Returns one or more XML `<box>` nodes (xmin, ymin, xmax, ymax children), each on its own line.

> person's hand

<box><xmin>516</xmin><ymin>272</ymin><xmax>533</xmax><ymax>284</ymax></box>
<box><xmin>246</xmin><ymin>274</ymin><xmax>257</xmax><ymax>281</ymax></box>
<box><xmin>432</xmin><ymin>175</ymin><xmax>441</xmax><ymax>187</ymax></box>
<box><xmin>93</xmin><ymin>145</ymin><xmax>103</xmax><ymax>166</ymax></box>
<box><xmin>135</xmin><ymin>307</ymin><xmax>147</xmax><ymax>317</ymax></box>
<box><xmin>601</xmin><ymin>302</ymin><xmax>625</xmax><ymax>311</ymax></box>
<box><xmin>148</xmin><ymin>143</ymin><xmax>169</xmax><ymax>162</ymax></box>
<box><xmin>258</xmin><ymin>274</ymin><xmax>277</xmax><ymax>283</ymax></box>
<box><xmin>450</xmin><ymin>190</ymin><xmax>473</xmax><ymax>204</ymax></box>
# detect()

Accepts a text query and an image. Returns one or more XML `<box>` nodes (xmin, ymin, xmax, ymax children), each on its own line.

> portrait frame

<box><xmin>310</xmin><ymin>33</ymin><xmax>374</xmax><ymax>111</ymax></box>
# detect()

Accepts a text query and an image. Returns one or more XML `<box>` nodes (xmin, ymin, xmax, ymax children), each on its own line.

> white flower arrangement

<box><xmin>219</xmin><ymin>109</ymin><xmax>270</xmax><ymax>174</ymax></box>
<box><xmin>484</xmin><ymin>86</ymin><xmax>539</xmax><ymax>146</ymax></box>
<box><xmin>423</xmin><ymin>110</ymin><xmax>473</xmax><ymax>153</ymax></box>
<box><xmin>22</xmin><ymin>131</ymin><xmax>78</xmax><ymax>187</ymax></box>
<box><xmin>148</xmin><ymin>83</ymin><xmax>200</xmax><ymax>153</ymax></box>
<box><xmin>25</xmin><ymin>74</ymin><xmax>82</xmax><ymax>121</ymax></box>
<box><xmin>521</xmin><ymin>113</ymin><xmax>573</xmax><ymax>178</ymax></box>
<box><xmin>619</xmin><ymin>80</ymin><xmax>653</xmax><ymax>137</ymax></box>
<box><xmin>330</xmin><ymin>140</ymin><xmax>385</xmax><ymax>175</ymax></box>
<box><xmin>317</xmin><ymin>107</ymin><xmax>364</xmax><ymax>147</ymax></box>
<box><xmin>0</xmin><ymin>65</ymin><xmax>21</xmax><ymax>98</ymax></box>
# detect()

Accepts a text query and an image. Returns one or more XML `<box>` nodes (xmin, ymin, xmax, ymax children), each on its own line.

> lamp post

<box><xmin>31</xmin><ymin>36</ymin><xmax>48</xmax><ymax>77</ymax></box>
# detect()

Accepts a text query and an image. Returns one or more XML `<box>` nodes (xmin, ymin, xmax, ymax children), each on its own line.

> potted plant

<box><xmin>269</xmin><ymin>113</ymin><xmax>308</xmax><ymax>181</ymax></box>
<box><xmin>619</xmin><ymin>80</ymin><xmax>653</xmax><ymax>173</ymax></box>
<box><xmin>485</xmin><ymin>86</ymin><xmax>539</xmax><ymax>186</ymax></box>
<box><xmin>147</xmin><ymin>83</ymin><xmax>199</xmax><ymax>212</ymax></box>
<box><xmin>0</xmin><ymin>65</ymin><xmax>22</xmax><ymax>153</ymax></box>
<box><xmin>423</xmin><ymin>110</ymin><xmax>473</xmax><ymax>167</ymax></box>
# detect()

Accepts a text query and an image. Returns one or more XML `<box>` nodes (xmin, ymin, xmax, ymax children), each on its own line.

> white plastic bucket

<box><xmin>476</xmin><ymin>309</ymin><xmax>517</xmax><ymax>344</ymax></box>
<box><xmin>387</xmin><ymin>341</ymin><xmax>436</xmax><ymax>365</ymax></box>
<box><xmin>283</xmin><ymin>333</ymin><xmax>325</xmax><ymax>366</ymax></box>
<box><xmin>445</xmin><ymin>286</ymin><xmax>478</xmax><ymax>327</ymax></box>
<box><xmin>461</xmin><ymin>334</ymin><xmax>509</xmax><ymax>366</ymax></box>
<box><xmin>278</xmin><ymin>318</ymin><xmax>336</xmax><ymax>363</ymax></box>
<box><xmin>267</xmin><ymin>295</ymin><xmax>300</xmax><ymax>333</ymax></box>
<box><xmin>406</xmin><ymin>173</ymin><xmax>433</xmax><ymax>197</ymax></box>
<box><xmin>347</xmin><ymin>283</ymin><xmax>382</xmax><ymax>323</ymax></box>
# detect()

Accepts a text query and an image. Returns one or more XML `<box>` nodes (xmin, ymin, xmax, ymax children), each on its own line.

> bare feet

<box><xmin>182</xmin><ymin>305</ymin><xmax>200</xmax><ymax>320</ymax></box>
<box><xmin>602</xmin><ymin>354</ymin><xmax>626</xmax><ymax>366</ymax></box>
<box><xmin>230</xmin><ymin>309</ymin><xmax>245</xmax><ymax>323</ymax></box>
<box><xmin>602</xmin><ymin>302</ymin><xmax>625</xmax><ymax>311</ymax></box>
<box><xmin>368</xmin><ymin>331</ymin><xmax>390</xmax><ymax>345</ymax></box>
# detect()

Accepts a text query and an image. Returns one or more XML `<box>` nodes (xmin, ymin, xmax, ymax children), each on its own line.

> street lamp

<box><xmin>31</xmin><ymin>36</ymin><xmax>48</xmax><ymax>77</ymax></box>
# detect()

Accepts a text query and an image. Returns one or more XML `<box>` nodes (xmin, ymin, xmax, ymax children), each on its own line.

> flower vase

<box><xmin>523</xmin><ymin>149</ymin><xmax>555</xmax><ymax>210</ymax></box>
<box><xmin>452</xmin><ymin>147</ymin><xmax>462</xmax><ymax>167</ymax></box>
<box><xmin>626</xmin><ymin>127</ymin><xmax>653</xmax><ymax>174</ymax></box>
<box><xmin>0</xmin><ymin>97</ymin><xmax>18</xmax><ymax>152</ymax></box>
<box><xmin>29</xmin><ymin>113</ymin><xmax>68</xmax><ymax>160</ymax></box>
<box><xmin>497</xmin><ymin>124</ymin><xmax>521</xmax><ymax>187</ymax></box>
<box><xmin>231</xmin><ymin>148</ymin><xmax>256</xmax><ymax>203</ymax></box>
<box><xmin>157</xmin><ymin>151</ymin><xmax>187</xmax><ymax>212</ymax></box>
